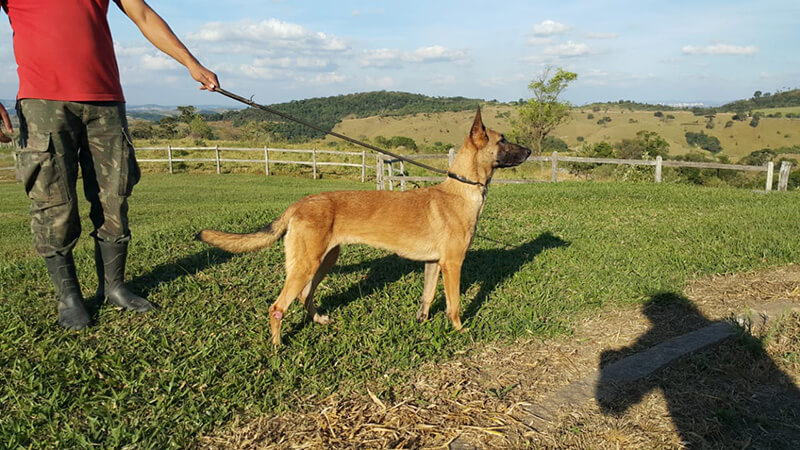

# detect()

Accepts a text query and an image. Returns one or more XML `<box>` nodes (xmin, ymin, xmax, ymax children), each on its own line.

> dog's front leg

<box><xmin>416</xmin><ymin>262</ymin><xmax>441</xmax><ymax>322</ymax></box>
<box><xmin>440</xmin><ymin>261</ymin><xmax>465</xmax><ymax>332</ymax></box>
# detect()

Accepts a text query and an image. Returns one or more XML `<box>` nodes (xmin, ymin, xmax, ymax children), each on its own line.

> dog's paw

<box><xmin>415</xmin><ymin>310</ymin><xmax>429</xmax><ymax>322</ymax></box>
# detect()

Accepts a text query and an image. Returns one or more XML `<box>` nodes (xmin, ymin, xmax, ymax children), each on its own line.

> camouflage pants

<box><xmin>15</xmin><ymin>100</ymin><xmax>141</xmax><ymax>257</ymax></box>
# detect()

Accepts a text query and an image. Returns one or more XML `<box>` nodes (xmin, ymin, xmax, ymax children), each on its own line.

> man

<box><xmin>0</xmin><ymin>0</ymin><xmax>219</xmax><ymax>330</ymax></box>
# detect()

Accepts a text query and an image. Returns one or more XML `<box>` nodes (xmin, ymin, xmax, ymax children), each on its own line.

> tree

<box><xmin>177</xmin><ymin>105</ymin><xmax>197</xmax><ymax>123</ymax></box>
<box><xmin>511</xmin><ymin>67</ymin><xmax>577</xmax><ymax>154</ymax></box>
<box><xmin>189</xmin><ymin>115</ymin><xmax>215</xmax><ymax>140</ymax></box>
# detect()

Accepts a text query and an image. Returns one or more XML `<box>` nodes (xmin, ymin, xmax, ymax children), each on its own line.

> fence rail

<box><xmin>135</xmin><ymin>145</ymin><xmax>368</xmax><ymax>182</ymax></box>
<box><xmin>1</xmin><ymin>145</ymin><xmax>794</xmax><ymax>192</ymax></box>
<box><xmin>378</xmin><ymin>150</ymin><xmax>793</xmax><ymax>192</ymax></box>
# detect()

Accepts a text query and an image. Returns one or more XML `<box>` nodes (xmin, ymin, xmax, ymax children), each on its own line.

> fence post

<box><xmin>551</xmin><ymin>151</ymin><xmax>558</xmax><ymax>182</ymax></box>
<box><xmin>778</xmin><ymin>161</ymin><xmax>792</xmax><ymax>191</ymax></box>
<box><xmin>264</xmin><ymin>146</ymin><xmax>270</xmax><ymax>176</ymax></box>
<box><xmin>766</xmin><ymin>161</ymin><xmax>774</xmax><ymax>191</ymax></box>
<box><xmin>312</xmin><ymin>149</ymin><xmax>317</xmax><ymax>180</ymax></box>
<box><xmin>376</xmin><ymin>155</ymin><xmax>383</xmax><ymax>190</ymax></box>
<box><xmin>448</xmin><ymin>148</ymin><xmax>455</xmax><ymax>167</ymax></box>
<box><xmin>387</xmin><ymin>161</ymin><xmax>394</xmax><ymax>191</ymax></box>
<box><xmin>400</xmin><ymin>160</ymin><xmax>406</xmax><ymax>191</ymax></box>
<box><xmin>215</xmin><ymin>145</ymin><xmax>221</xmax><ymax>174</ymax></box>
<box><xmin>655</xmin><ymin>156</ymin><xmax>662</xmax><ymax>183</ymax></box>
<box><xmin>167</xmin><ymin>144</ymin><xmax>173</xmax><ymax>174</ymax></box>
<box><xmin>361</xmin><ymin>150</ymin><xmax>366</xmax><ymax>183</ymax></box>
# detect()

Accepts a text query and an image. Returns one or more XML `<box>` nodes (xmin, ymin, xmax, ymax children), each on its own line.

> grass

<box><xmin>1</xmin><ymin>174</ymin><xmax>799</xmax><ymax>447</ymax></box>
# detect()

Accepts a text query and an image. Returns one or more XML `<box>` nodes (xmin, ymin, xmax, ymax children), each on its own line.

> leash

<box><xmin>214</xmin><ymin>87</ymin><xmax>483</xmax><ymax>187</ymax></box>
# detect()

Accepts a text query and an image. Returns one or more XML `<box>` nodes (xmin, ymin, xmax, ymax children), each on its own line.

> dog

<box><xmin>198</xmin><ymin>108</ymin><xmax>531</xmax><ymax>346</ymax></box>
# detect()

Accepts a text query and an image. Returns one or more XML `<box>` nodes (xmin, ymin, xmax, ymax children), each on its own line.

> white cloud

<box><xmin>303</xmin><ymin>72</ymin><xmax>347</xmax><ymax>85</ymax></box>
<box><xmin>528</xmin><ymin>37</ymin><xmax>553</xmax><ymax>46</ymax></box>
<box><xmin>407</xmin><ymin>45</ymin><xmax>467</xmax><ymax>63</ymax></box>
<box><xmin>360</xmin><ymin>45</ymin><xmax>468</xmax><ymax>67</ymax></box>
<box><xmin>681</xmin><ymin>43</ymin><xmax>758</xmax><ymax>55</ymax></box>
<box><xmin>430</xmin><ymin>74</ymin><xmax>456</xmax><ymax>86</ymax></box>
<box><xmin>252</xmin><ymin>56</ymin><xmax>334</xmax><ymax>71</ymax></box>
<box><xmin>586</xmin><ymin>32</ymin><xmax>618</xmax><ymax>39</ymax></box>
<box><xmin>140</xmin><ymin>54</ymin><xmax>181</xmax><ymax>71</ymax></box>
<box><xmin>532</xmin><ymin>20</ymin><xmax>570</xmax><ymax>36</ymax></box>
<box><xmin>365</xmin><ymin>75</ymin><xmax>394</xmax><ymax>89</ymax></box>
<box><xmin>544</xmin><ymin>41</ymin><xmax>589</xmax><ymax>57</ymax></box>
<box><xmin>187</xmin><ymin>19</ymin><xmax>349</xmax><ymax>53</ymax></box>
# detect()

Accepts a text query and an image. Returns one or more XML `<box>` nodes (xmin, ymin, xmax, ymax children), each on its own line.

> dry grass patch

<box><xmin>199</xmin><ymin>265</ymin><xmax>800</xmax><ymax>449</ymax></box>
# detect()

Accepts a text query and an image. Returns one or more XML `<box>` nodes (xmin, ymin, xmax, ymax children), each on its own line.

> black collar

<box><xmin>447</xmin><ymin>171</ymin><xmax>485</xmax><ymax>188</ymax></box>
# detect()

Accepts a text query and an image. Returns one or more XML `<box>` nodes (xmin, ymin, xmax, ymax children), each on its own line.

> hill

<box><xmin>205</xmin><ymin>91</ymin><xmax>485</xmax><ymax>142</ymax></box>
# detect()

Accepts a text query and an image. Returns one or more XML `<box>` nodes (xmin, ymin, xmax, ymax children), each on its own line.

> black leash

<box><xmin>214</xmin><ymin>87</ymin><xmax>483</xmax><ymax>187</ymax></box>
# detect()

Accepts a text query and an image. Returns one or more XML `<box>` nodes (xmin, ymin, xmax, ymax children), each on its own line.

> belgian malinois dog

<box><xmin>198</xmin><ymin>108</ymin><xmax>530</xmax><ymax>346</ymax></box>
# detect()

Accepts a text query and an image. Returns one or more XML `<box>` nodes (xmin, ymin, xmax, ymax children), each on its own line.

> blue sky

<box><xmin>1</xmin><ymin>0</ymin><xmax>798</xmax><ymax>107</ymax></box>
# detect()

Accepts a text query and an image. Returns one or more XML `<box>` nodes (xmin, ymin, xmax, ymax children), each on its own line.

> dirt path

<box><xmin>200</xmin><ymin>265</ymin><xmax>800</xmax><ymax>449</ymax></box>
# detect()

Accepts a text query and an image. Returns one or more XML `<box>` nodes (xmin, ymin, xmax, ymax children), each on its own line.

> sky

<box><xmin>1</xmin><ymin>0</ymin><xmax>798</xmax><ymax>107</ymax></box>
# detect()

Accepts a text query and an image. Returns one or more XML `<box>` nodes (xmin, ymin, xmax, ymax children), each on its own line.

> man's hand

<box><xmin>188</xmin><ymin>63</ymin><xmax>219</xmax><ymax>92</ymax></box>
<box><xmin>0</xmin><ymin>103</ymin><xmax>13</xmax><ymax>143</ymax></box>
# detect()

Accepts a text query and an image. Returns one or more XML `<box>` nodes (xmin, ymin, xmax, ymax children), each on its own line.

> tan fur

<box><xmin>198</xmin><ymin>109</ymin><xmax>531</xmax><ymax>346</ymax></box>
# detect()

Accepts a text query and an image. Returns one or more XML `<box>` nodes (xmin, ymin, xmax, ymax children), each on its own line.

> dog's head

<box><xmin>468</xmin><ymin>107</ymin><xmax>531</xmax><ymax>170</ymax></box>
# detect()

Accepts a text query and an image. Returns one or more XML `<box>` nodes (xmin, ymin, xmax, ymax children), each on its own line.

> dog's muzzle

<box><xmin>496</xmin><ymin>144</ymin><xmax>532</xmax><ymax>168</ymax></box>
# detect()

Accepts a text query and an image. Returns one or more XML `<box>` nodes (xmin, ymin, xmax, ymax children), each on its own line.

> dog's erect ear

<box><xmin>470</xmin><ymin>106</ymin><xmax>488</xmax><ymax>148</ymax></box>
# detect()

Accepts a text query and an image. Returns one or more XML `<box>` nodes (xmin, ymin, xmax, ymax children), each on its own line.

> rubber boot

<box><xmin>95</xmin><ymin>240</ymin><xmax>153</xmax><ymax>312</ymax></box>
<box><xmin>44</xmin><ymin>252</ymin><xmax>91</xmax><ymax>330</ymax></box>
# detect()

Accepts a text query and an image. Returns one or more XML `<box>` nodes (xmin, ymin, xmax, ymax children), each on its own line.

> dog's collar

<box><xmin>447</xmin><ymin>171</ymin><xmax>485</xmax><ymax>188</ymax></box>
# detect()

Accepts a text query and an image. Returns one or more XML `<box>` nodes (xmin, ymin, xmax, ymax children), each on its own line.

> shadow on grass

<box><xmin>597</xmin><ymin>292</ymin><xmax>800</xmax><ymax>448</ymax></box>
<box><xmin>85</xmin><ymin>247</ymin><xmax>234</xmax><ymax>316</ymax></box>
<box><xmin>317</xmin><ymin>231</ymin><xmax>569</xmax><ymax>323</ymax></box>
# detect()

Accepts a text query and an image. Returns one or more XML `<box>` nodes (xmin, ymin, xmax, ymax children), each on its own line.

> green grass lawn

<box><xmin>1</xmin><ymin>174</ymin><xmax>799</xmax><ymax>447</ymax></box>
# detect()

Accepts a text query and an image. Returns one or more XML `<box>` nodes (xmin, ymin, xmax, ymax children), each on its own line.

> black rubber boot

<box><xmin>44</xmin><ymin>252</ymin><xmax>91</xmax><ymax>330</ymax></box>
<box><xmin>95</xmin><ymin>240</ymin><xmax>153</xmax><ymax>312</ymax></box>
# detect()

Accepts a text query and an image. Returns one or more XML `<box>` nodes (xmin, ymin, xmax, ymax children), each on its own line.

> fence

<box><xmin>136</xmin><ymin>145</ymin><xmax>369</xmax><ymax>182</ymax></box>
<box><xmin>378</xmin><ymin>149</ymin><xmax>794</xmax><ymax>192</ymax></box>
<box><xmin>1</xmin><ymin>145</ymin><xmax>794</xmax><ymax>192</ymax></box>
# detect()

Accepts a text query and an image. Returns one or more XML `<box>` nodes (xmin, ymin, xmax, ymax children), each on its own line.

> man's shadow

<box><xmin>596</xmin><ymin>292</ymin><xmax>800</xmax><ymax>448</ymax></box>
<box><xmin>84</xmin><ymin>247</ymin><xmax>233</xmax><ymax>316</ymax></box>
<box><xmin>316</xmin><ymin>231</ymin><xmax>569</xmax><ymax>323</ymax></box>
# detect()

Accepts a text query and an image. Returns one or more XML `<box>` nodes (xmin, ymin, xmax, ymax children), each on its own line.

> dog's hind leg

<box><xmin>298</xmin><ymin>245</ymin><xmax>340</xmax><ymax>325</ymax></box>
<box><xmin>416</xmin><ymin>262</ymin><xmax>440</xmax><ymax>322</ymax></box>
<box><xmin>440</xmin><ymin>260</ymin><xmax>465</xmax><ymax>332</ymax></box>
<box><xmin>269</xmin><ymin>225</ymin><xmax>328</xmax><ymax>347</ymax></box>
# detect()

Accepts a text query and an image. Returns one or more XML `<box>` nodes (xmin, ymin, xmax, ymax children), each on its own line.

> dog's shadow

<box><xmin>317</xmin><ymin>231</ymin><xmax>569</xmax><ymax>322</ymax></box>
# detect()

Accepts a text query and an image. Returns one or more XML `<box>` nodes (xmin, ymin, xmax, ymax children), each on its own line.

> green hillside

<box><xmin>205</xmin><ymin>91</ymin><xmax>485</xmax><ymax>142</ymax></box>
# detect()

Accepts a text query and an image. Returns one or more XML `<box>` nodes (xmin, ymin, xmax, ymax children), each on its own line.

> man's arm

<box><xmin>116</xmin><ymin>0</ymin><xmax>219</xmax><ymax>91</ymax></box>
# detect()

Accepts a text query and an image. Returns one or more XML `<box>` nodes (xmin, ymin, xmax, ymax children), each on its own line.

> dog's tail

<box><xmin>197</xmin><ymin>207</ymin><xmax>294</xmax><ymax>253</ymax></box>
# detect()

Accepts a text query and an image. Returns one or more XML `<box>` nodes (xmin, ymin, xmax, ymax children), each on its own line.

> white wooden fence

<box><xmin>1</xmin><ymin>145</ymin><xmax>794</xmax><ymax>192</ymax></box>
<box><xmin>136</xmin><ymin>146</ymin><xmax>369</xmax><ymax>182</ymax></box>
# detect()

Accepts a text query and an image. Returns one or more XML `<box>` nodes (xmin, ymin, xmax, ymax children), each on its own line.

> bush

<box><xmin>685</xmin><ymin>131</ymin><xmax>722</xmax><ymax>154</ymax></box>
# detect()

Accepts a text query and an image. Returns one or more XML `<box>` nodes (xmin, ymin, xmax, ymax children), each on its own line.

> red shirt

<box><xmin>4</xmin><ymin>0</ymin><xmax>125</xmax><ymax>102</ymax></box>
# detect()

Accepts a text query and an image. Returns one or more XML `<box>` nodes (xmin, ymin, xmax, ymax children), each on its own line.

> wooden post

<box><xmin>361</xmin><ymin>150</ymin><xmax>366</xmax><ymax>183</ymax></box>
<box><xmin>448</xmin><ymin>148</ymin><xmax>455</xmax><ymax>167</ymax></box>
<box><xmin>376</xmin><ymin>155</ymin><xmax>383</xmax><ymax>190</ymax></box>
<box><xmin>312</xmin><ymin>149</ymin><xmax>317</xmax><ymax>179</ymax></box>
<box><xmin>766</xmin><ymin>161</ymin><xmax>774</xmax><ymax>191</ymax></box>
<box><xmin>655</xmin><ymin>155</ymin><xmax>662</xmax><ymax>183</ymax></box>
<box><xmin>215</xmin><ymin>145</ymin><xmax>221</xmax><ymax>174</ymax></box>
<box><xmin>167</xmin><ymin>144</ymin><xmax>173</xmax><ymax>174</ymax></box>
<box><xmin>387</xmin><ymin>161</ymin><xmax>394</xmax><ymax>191</ymax></box>
<box><xmin>778</xmin><ymin>161</ymin><xmax>792</xmax><ymax>191</ymax></box>
<box><xmin>551</xmin><ymin>151</ymin><xmax>558</xmax><ymax>182</ymax></box>
<box><xmin>264</xmin><ymin>146</ymin><xmax>270</xmax><ymax>176</ymax></box>
<box><xmin>400</xmin><ymin>160</ymin><xmax>407</xmax><ymax>191</ymax></box>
